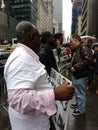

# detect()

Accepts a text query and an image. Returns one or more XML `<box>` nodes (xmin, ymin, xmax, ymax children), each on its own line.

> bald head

<box><xmin>16</xmin><ymin>21</ymin><xmax>41</xmax><ymax>53</ymax></box>
<box><xmin>16</xmin><ymin>21</ymin><xmax>35</xmax><ymax>43</ymax></box>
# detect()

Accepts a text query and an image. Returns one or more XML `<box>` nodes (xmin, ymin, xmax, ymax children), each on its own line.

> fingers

<box><xmin>62</xmin><ymin>80</ymin><xmax>71</xmax><ymax>86</ymax></box>
<box><xmin>62</xmin><ymin>80</ymin><xmax>74</xmax><ymax>90</ymax></box>
<box><xmin>69</xmin><ymin>85</ymin><xmax>74</xmax><ymax>91</ymax></box>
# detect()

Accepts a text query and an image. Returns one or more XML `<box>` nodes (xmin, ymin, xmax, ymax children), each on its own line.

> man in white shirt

<box><xmin>4</xmin><ymin>21</ymin><xmax>74</xmax><ymax>130</ymax></box>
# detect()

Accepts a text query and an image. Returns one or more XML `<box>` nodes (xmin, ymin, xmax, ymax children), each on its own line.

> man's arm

<box><xmin>8</xmin><ymin>81</ymin><xmax>74</xmax><ymax>116</ymax></box>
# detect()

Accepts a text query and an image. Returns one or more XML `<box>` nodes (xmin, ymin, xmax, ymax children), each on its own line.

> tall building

<box><xmin>0</xmin><ymin>0</ymin><xmax>53</xmax><ymax>43</ymax></box>
<box><xmin>47</xmin><ymin>0</ymin><xmax>53</xmax><ymax>32</ymax></box>
<box><xmin>75</xmin><ymin>15</ymin><xmax>82</xmax><ymax>35</ymax></box>
<box><xmin>10</xmin><ymin>0</ymin><xmax>53</xmax><ymax>33</ymax></box>
<box><xmin>10</xmin><ymin>0</ymin><xmax>37</xmax><ymax>26</ymax></box>
<box><xmin>71</xmin><ymin>0</ymin><xmax>82</xmax><ymax>34</ymax></box>
<box><xmin>37</xmin><ymin>0</ymin><xmax>48</xmax><ymax>33</ymax></box>
<box><xmin>0</xmin><ymin>0</ymin><xmax>18</xmax><ymax>43</ymax></box>
<box><xmin>37</xmin><ymin>0</ymin><xmax>53</xmax><ymax>33</ymax></box>
<box><xmin>53</xmin><ymin>19</ymin><xmax>59</xmax><ymax>33</ymax></box>
<box><xmin>81</xmin><ymin>0</ymin><xmax>98</xmax><ymax>39</ymax></box>
<box><xmin>53</xmin><ymin>0</ymin><xmax>62</xmax><ymax>33</ymax></box>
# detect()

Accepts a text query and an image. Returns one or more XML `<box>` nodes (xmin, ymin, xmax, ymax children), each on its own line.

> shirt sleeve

<box><xmin>8</xmin><ymin>88</ymin><xmax>56</xmax><ymax>116</ymax></box>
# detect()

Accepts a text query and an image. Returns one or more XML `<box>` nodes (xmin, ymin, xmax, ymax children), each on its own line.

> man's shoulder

<box><xmin>80</xmin><ymin>44</ymin><xmax>92</xmax><ymax>52</ymax></box>
<box><xmin>80</xmin><ymin>43</ymin><xmax>88</xmax><ymax>48</ymax></box>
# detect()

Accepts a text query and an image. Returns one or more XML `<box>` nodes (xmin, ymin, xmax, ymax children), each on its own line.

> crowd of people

<box><xmin>3</xmin><ymin>21</ymin><xmax>98</xmax><ymax>130</ymax></box>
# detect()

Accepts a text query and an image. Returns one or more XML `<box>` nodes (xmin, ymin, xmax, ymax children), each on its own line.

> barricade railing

<box><xmin>0</xmin><ymin>65</ymin><xmax>8</xmax><ymax>112</ymax></box>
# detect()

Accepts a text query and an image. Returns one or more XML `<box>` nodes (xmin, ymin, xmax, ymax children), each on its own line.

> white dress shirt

<box><xmin>4</xmin><ymin>43</ymin><xmax>56</xmax><ymax>130</ymax></box>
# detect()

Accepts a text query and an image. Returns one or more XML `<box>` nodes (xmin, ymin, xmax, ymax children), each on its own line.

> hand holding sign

<box><xmin>50</xmin><ymin>68</ymin><xmax>74</xmax><ymax>130</ymax></box>
<box><xmin>54</xmin><ymin>80</ymin><xmax>74</xmax><ymax>101</ymax></box>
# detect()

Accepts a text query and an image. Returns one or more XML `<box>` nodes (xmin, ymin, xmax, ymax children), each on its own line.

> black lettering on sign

<box><xmin>60</xmin><ymin>101</ymin><xmax>68</xmax><ymax>111</ymax></box>
<box><xmin>54</xmin><ymin>49</ymin><xmax>58</xmax><ymax>56</ymax></box>
<box><xmin>53</xmin><ymin>104</ymin><xmax>65</xmax><ymax>130</ymax></box>
<box><xmin>57</xmin><ymin>75</ymin><xmax>61</xmax><ymax>85</ymax></box>
<box><xmin>57</xmin><ymin>114</ymin><xmax>65</xmax><ymax>130</ymax></box>
<box><xmin>51</xmin><ymin>70</ymin><xmax>56</xmax><ymax>80</ymax></box>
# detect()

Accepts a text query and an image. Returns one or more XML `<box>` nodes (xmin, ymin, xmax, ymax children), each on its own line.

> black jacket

<box><xmin>38</xmin><ymin>44</ymin><xmax>57</xmax><ymax>76</ymax></box>
<box><xmin>94</xmin><ymin>50</ymin><xmax>98</xmax><ymax>74</ymax></box>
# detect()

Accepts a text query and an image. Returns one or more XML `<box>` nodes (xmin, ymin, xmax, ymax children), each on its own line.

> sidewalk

<box><xmin>67</xmin><ymin>89</ymin><xmax>98</xmax><ymax>130</ymax></box>
<box><xmin>0</xmin><ymin>105</ymin><xmax>11</xmax><ymax>130</ymax></box>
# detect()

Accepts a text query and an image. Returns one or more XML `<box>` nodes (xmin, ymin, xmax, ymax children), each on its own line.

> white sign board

<box><xmin>52</xmin><ymin>47</ymin><xmax>71</xmax><ymax>73</ymax></box>
<box><xmin>50</xmin><ymin>68</ymin><xmax>72</xmax><ymax>130</ymax></box>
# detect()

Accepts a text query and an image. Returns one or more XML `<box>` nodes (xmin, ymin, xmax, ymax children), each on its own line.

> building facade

<box><xmin>10</xmin><ymin>0</ymin><xmax>37</xmax><ymax>26</ymax></box>
<box><xmin>75</xmin><ymin>15</ymin><xmax>82</xmax><ymax>35</ymax></box>
<box><xmin>53</xmin><ymin>0</ymin><xmax>62</xmax><ymax>33</ymax></box>
<box><xmin>81</xmin><ymin>0</ymin><xmax>98</xmax><ymax>39</ymax></box>
<box><xmin>71</xmin><ymin>0</ymin><xmax>82</xmax><ymax>34</ymax></box>
<box><xmin>37</xmin><ymin>0</ymin><xmax>53</xmax><ymax>33</ymax></box>
<box><xmin>0</xmin><ymin>0</ymin><xmax>53</xmax><ymax>43</ymax></box>
<box><xmin>37</xmin><ymin>0</ymin><xmax>48</xmax><ymax>33</ymax></box>
<box><xmin>0</xmin><ymin>0</ymin><xmax>18</xmax><ymax>43</ymax></box>
<box><xmin>53</xmin><ymin>19</ymin><xmax>59</xmax><ymax>34</ymax></box>
<box><xmin>47</xmin><ymin>0</ymin><xmax>53</xmax><ymax>32</ymax></box>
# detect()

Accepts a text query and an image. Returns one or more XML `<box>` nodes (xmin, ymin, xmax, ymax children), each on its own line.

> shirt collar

<box><xmin>16</xmin><ymin>43</ymin><xmax>39</xmax><ymax>61</ymax></box>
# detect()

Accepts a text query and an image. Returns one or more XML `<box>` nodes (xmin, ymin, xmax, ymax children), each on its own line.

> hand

<box><xmin>54</xmin><ymin>81</ymin><xmax>74</xmax><ymax>101</ymax></box>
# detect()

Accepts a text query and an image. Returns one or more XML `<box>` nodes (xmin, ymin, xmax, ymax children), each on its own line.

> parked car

<box><xmin>0</xmin><ymin>49</ymin><xmax>10</xmax><ymax>60</ymax></box>
<box><xmin>6</xmin><ymin>47</ymin><xmax>13</xmax><ymax>53</ymax></box>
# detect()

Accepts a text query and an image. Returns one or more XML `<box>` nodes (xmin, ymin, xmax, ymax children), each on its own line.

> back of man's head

<box><xmin>16</xmin><ymin>21</ymin><xmax>34</xmax><ymax>43</ymax></box>
<box><xmin>40</xmin><ymin>31</ymin><xmax>51</xmax><ymax>44</ymax></box>
<box><xmin>54</xmin><ymin>33</ymin><xmax>63</xmax><ymax>39</ymax></box>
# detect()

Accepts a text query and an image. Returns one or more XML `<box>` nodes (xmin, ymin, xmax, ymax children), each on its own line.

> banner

<box><xmin>50</xmin><ymin>68</ymin><xmax>72</xmax><ymax>130</ymax></box>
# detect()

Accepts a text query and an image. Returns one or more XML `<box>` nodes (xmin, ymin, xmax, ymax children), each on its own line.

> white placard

<box><xmin>50</xmin><ymin>68</ymin><xmax>72</xmax><ymax>130</ymax></box>
<box><xmin>52</xmin><ymin>47</ymin><xmax>71</xmax><ymax>73</ymax></box>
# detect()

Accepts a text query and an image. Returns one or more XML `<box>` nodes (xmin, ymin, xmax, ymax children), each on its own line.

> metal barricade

<box><xmin>0</xmin><ymin>65</ymin><xmax>8</xmax><ymax>112</ymax></box>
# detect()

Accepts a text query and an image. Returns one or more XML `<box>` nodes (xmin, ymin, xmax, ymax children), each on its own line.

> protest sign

<box><xmin>52</xmin><ymin>47</ymin><xmax>71</xmax><ymax>73</ymax></box>
<box><xmin>50</xmin><ymin>68</ymin><xmax>72</xmax><ymax>130</ymax></box>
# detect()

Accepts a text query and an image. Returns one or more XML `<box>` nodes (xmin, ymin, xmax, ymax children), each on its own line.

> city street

<box><xmin>67</xmin><ymin>90</ymin><xmax>98</xmax><ymax>130</ymax></box>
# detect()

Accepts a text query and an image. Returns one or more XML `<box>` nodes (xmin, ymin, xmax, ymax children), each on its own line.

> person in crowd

<box><xmin>92</xmin><ymin>43</ymin><xmax>98</xmax><ymax>95</ymax></box>
<box><xmin>85</xmin><ymin>38</ymin><xmax>94</xmax><ymax>90</ymax></box>
<box><xmin>4</xmin><ymin>21</ymin><xmax>74</xmax><ymax>130</ymax></box>
<box><xmin>53</xmin><ymin>33</ymin><xmax>64</xmax><ymax>63</ymax></box>
<box><xmin>70</xmin><ymin>34</ymin><xmax>93</xmax><ymax>116</ymax></box>
<box><xmin>38</xmin><ymin>31</ymin><xmax>57</xmax><ymax>76</ymax></box>
<box><xmin>38</xmin><ymin>32</ymin><xmax>58</xmax><ymax>130</ymax></box>
<box><xmin>54</xmin><ymin>33</ymin><xmax>63</xmax><ymax>49</ymax></box>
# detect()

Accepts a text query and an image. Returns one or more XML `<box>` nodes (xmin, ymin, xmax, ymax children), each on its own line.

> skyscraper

<box><xmin>0</xmin><ymin>0</ymin><xmax>18</xmax><ymax>43</ymax></box>
<box><xmin>81</xmin><ymin>0</ymin><xmax>98</xmax><ymax>39</ymax></box>
<box><xmin>10</xmin><ymin>0</ymin><xmax>37</xmax><ymax>26</ymax></box>
<box><xmin>53</xmin><ymin>0</ymin><xmax>62</xmax><ymax>33</ymax></box>
<box><xmin>71</xmin><ymin>0</ymin><xmax>82</xmax><ymax>34</ymax></box>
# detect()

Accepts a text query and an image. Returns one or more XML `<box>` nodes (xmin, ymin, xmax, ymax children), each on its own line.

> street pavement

<box><xmin>67</xmin><ymin>89</ymin><xmax>98</xmax><ymax>130</ymax></box>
